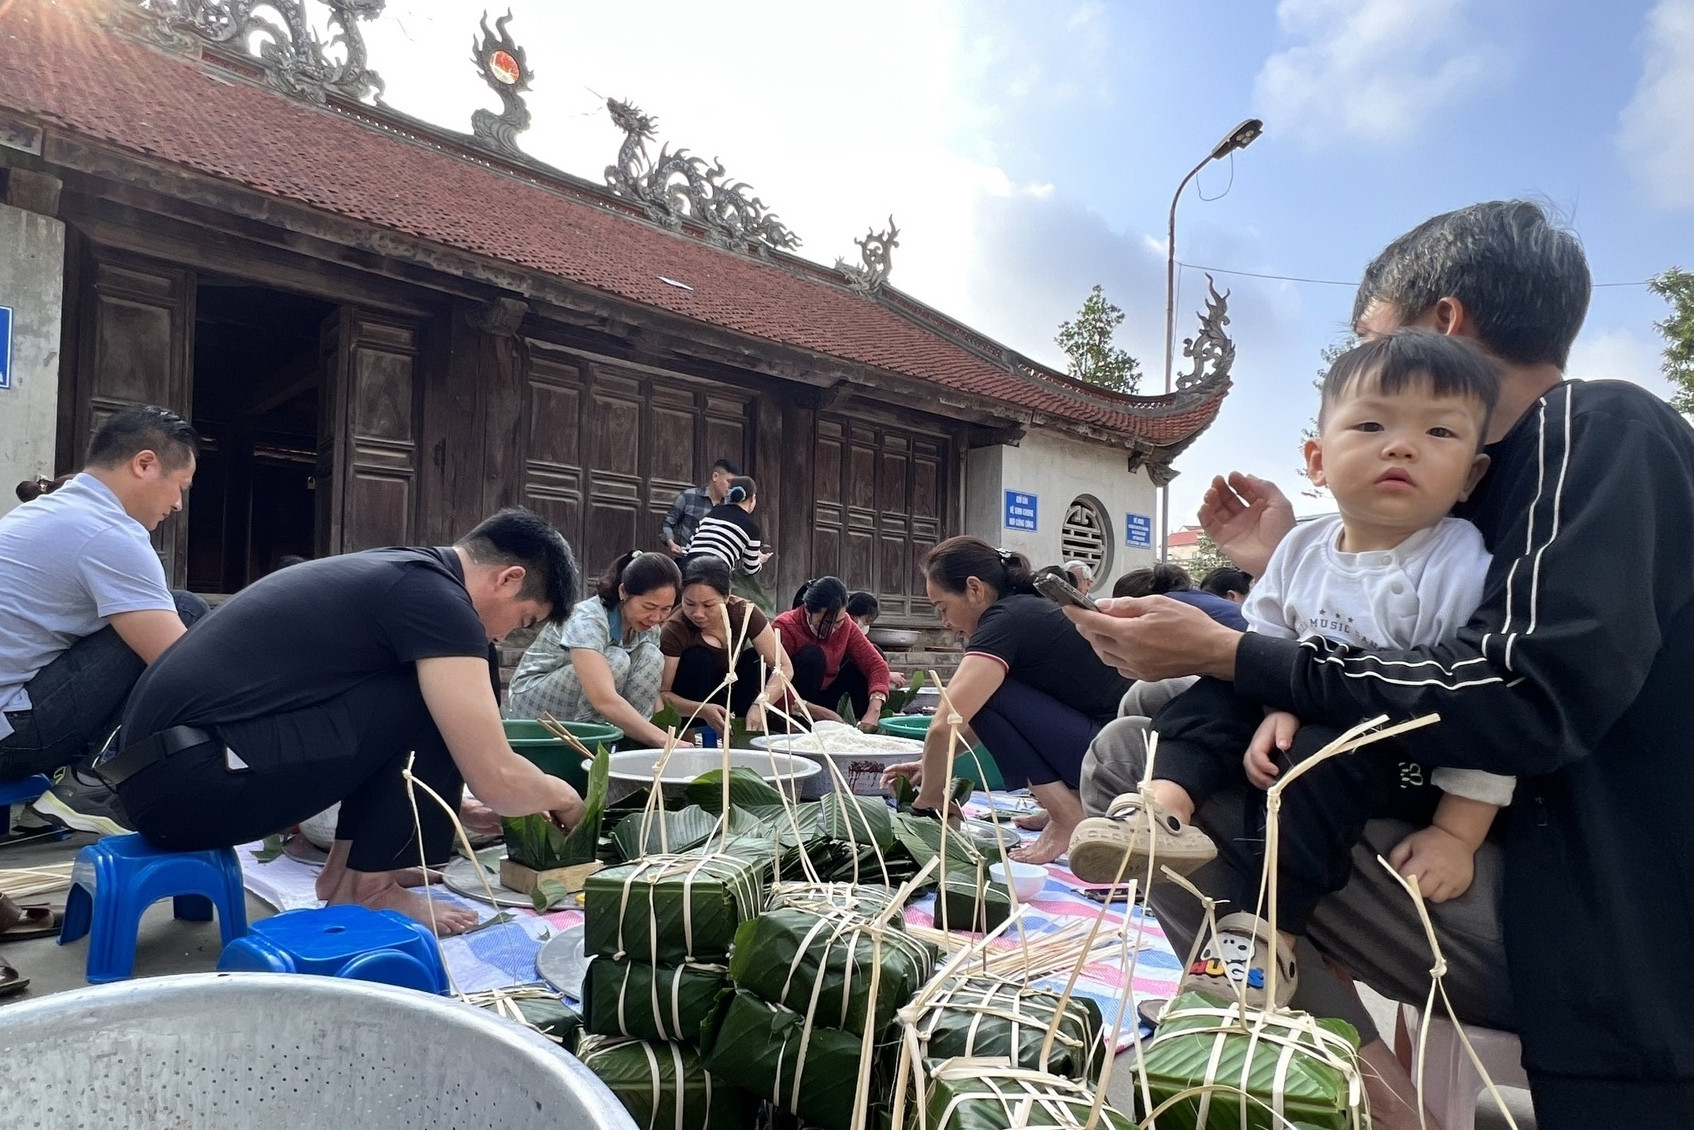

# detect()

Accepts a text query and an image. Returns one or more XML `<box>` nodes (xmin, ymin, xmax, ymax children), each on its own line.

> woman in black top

<box><xmin>881</xmin><ymin>535</ymin><xmax>1131</xmax><ymax>863</ymax></box>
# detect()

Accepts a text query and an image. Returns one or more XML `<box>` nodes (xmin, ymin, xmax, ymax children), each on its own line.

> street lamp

<box><xmin>1156</xmin><ymin>117</ymin><xmax>1263</xmax><ymax>558</ymax></box>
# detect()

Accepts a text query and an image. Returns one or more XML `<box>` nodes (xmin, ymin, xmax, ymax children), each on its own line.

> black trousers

<box><xmin>670</xmin><ymin>645</ymin><xmax>765</xmax><ymax>717</ymax></box>
<box><xmin>1152</xmin><ymin>676</ymin><xmax>1440</xmax><ymax>933</ymax></box>
<box><xmin>118</xmin><ymin>668</ymin><xmax>463</xmax><ymax>873</ymax></box>
<box><xmin>790</xmin><ymin>644</ymin><xmax>870</xmax><ymax>718</ymax></box>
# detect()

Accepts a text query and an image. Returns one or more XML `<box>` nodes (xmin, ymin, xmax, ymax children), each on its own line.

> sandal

<box><xmin>0</xmin><ymin>892</ymin><xmax>62</xmax><ymax>942</ymax></box>
<box><xmin>1179</xmin><ymin>911</ymin><xmax>1298</xmax><ymax>1011</ymax></box>
<box><xmin>0</xmin><ymin>952</ymin><xmax>27</xmax><ymax>997</ymax></box>
<box><xmin>1066</xmin><ymin>792</ymin><xmax>1218</xmax><ymax>884</ymax></box>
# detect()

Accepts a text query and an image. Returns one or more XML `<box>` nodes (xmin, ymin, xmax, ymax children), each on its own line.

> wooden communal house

<box><xmin>0</xmin><ymin>0</ymin><xmax>1232</xmax><ymax>627</ymax></box>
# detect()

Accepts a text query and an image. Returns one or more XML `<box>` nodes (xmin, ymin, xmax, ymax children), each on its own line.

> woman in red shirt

<box><xmin>772</xmin><ymin>577</ymin><xmax>891</xmax><ymax>732</ymax></box>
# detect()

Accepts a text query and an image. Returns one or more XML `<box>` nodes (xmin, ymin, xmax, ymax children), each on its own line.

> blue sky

<box><xmin>357</xmin><ymin>0</ymin><xmax>1690</xmax><ymax>531</ymax></box>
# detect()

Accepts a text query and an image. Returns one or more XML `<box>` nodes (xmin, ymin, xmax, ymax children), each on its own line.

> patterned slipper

<box><xmin>1179</xmin><ymin>911</ymin><xmax>1298</xmax><ymax>1010</ymax></box>
<box><xmin>1066</xmin><ymin>792</ymin><xmax>1218</xmax><ymax>884</ymax></box>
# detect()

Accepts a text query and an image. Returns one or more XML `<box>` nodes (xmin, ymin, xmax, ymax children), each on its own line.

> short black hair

<box><xmin>1353</xmin><ymin>200</ymin><xmax>1590</xmax><ymax>368</ymax></box>
<box><xmin>711</xmin><ymin>458</ymin><xmax>742</xmax><ymax>476</ymax></box>
<box><xmin>846</xmin><ymin>591</ymin><xmax>879</xmax><ymax>621</ymax></box>
<box><xmin>456</xmin><ymin>508</ymin><xmax>580</xmax><ymax>624</ymax></box>
<box><xmin>85</xmin><ymin>405</ymin><xmax>199</xmax><ymax>471</ymax></box>
<box><xmin>1319</xmin><ymin>330</ymin><xmax>1501</xmax><ymax>446</ymax></box>
<box><xmin>1112</xmin><ymin>563</ymin><xmax>1192</xmax><ymax>599</ymax></box>
<box><xmin>724</xmin><ymin>476</ymin><xmax>757</xmax><ymax>504</ymax></box>
<box><xmin>1199</xmin><ymin>566</ymin><xmax>1252</xmax><ymax>598</ymax></box>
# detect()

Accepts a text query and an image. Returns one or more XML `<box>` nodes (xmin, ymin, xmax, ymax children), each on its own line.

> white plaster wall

<box><xmin>963</xmin><ymin>428</ymin><xmax>1158</xmax><ymax>587</ymax></box>
<box><xmin>0</xmin><ymin>202</ymin><xmax>65</xmax><ymax>518</ymax></box>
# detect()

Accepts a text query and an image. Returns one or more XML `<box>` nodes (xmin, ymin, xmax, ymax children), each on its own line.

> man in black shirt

<box><xmin>1068</xmin><ymin>202</ymin><xmax>1694</xmax><ymax>1126</ymax></box>
<box><xmin>111</xmin><ymin>509</ymin><xmax>584</xmax><ymax>935</ymax></box>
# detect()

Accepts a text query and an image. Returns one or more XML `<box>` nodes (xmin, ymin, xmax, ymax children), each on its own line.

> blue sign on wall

<box><xmin>1004</xmin><ymin>490</ymin><xmax>1038</xmax><ymax>531</ymax></box>
<box><xmin>0</xmin><ymin>305</ymin><xmax>12</xmax><ymax>391</ymax></box>
<box><xmin>1125</xmin><ymin>512</ymin><xmax>1152</xmax><ymax>548</ymax></box>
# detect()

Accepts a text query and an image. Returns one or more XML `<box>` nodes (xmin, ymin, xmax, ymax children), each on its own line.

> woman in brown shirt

<box><xmin>660</xmin><ymin>555</ymin><xmax>791</xmax><ymax>735</ymax></box>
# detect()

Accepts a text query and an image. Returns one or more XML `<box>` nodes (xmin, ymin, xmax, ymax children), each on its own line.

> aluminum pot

<box><xmin>0</xmin><ymin>972</ymin><xmax>636</xmax><ymax>1128</ymax></box>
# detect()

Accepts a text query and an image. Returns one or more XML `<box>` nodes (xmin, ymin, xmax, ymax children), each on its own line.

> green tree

<box><xmin>1183</xmin><ymin>530</ymin><xmax>1234</xmax><ymax>579</ymax></box>
<box><xmin>1649</xmin><ymin>267</ymin><xmax>1694</xmax><ymax>414</ymax></box>
<box><xmin>1297</xmin><ymin>334</ymin><xmax>1358</xmax><ymax>499</ymax></box>
<box><xmin>1056</xmin><ymin>284</ymin><xmax>1142</xmax><ymax>394</ymax></box>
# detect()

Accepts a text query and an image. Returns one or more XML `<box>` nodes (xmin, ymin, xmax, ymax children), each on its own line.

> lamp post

<box><xmin>1156</xmin><ymin>118</ymin><xmax>1262</xmax><ymax>560</ymax></box>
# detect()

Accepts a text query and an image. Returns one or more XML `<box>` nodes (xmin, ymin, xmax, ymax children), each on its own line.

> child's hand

<box><xmin>1388</xmin><ymin>825</ymin><xmax>1477</xmax><ymax>903</ymax></box>
<box><xmin>1243</xmin><ymin>710</ymin><xmax>1300</xmax><ymax>789</ymax></box>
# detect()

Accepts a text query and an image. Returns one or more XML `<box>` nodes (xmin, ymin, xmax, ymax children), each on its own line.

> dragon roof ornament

<box><xmin>836</xmin><ymin>216</ymin><xmax>899</xmax><ymax>296</ymax></box>
<box><xmin>603</xmin><ymin>98</ymin><xmax>800</xmax><ymax>256</ymax></box>
<box><xmin>1176</xmin><ymin>276</ymin><xmax>1234</xmax><ymax>392</ymax></box>
<box><xmin>139</xmin><ymin>0</ymin><xmax>387</xmax><ymax>105</ymax></box>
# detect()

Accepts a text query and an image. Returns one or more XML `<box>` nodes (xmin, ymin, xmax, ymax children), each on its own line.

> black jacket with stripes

<box><xmin>1238</xmin><ymin>380</ymin><xmax>1694</xmax><ymax>1101</ymax></box>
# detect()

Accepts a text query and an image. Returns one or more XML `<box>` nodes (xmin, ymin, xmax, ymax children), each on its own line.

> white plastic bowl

<box><xmin>989</xmin><ymin>860</ymin><xmax>1049</xmax><ymax>900</ymax></box>
<box><xmin>753</xmin><ymin>723</ymin><xmax>923</xmax><ymax>797</ymax></box>
<box><xmin>588</xmin><ymin>748</ymin><xmax>822</xmax><ymax>801</ymax></box>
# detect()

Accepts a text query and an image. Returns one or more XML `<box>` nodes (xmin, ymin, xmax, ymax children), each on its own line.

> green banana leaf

<box><xmin>1131</xmin><ymin>991</ymin><xmax>1362</xmax><ymax>1130</ymax></box>
<box><xmin>767</xmin><ymin>882</ymin><xmax>901</xmax><ymax>921</ymax></box>
<box><xmin>921</xmin><ymin>1058</ymin><xmax>1136</xmax><ymax>1129</ymax></box>
<box><xmin>686</xmin><ymin>765</ymin><xmax>786</xmax><ymax>812</ymax></box>
<box><xmin>472</xmin><ymin>990</ymin><xmax>582</xmax><ymax>1050</ymax></box>
<box><xmin>700</xmin><ymin>988</ymin><xmax>880</xmax><ymax>1130</ymax></box>
<box><xmin>502</xmin><ymin>745</ymin><xmax>611</xmax><ymax>869</ymax></box>
<box><xmin>584</xmin><ymin>852</ymin><xmax>767</xmax><ymax>965</ymax></box>
<box><xmin>611</xmin><ymin>805</ymin><xmax>722</xmax><ymax>860</ymax></box>
<box><xmin>728</xmin><ymin>908</ymin><xmax>937</xmax><ymax>1036</ymax></box>
<box><xmin>881</xmin><ymin>669</ymin><xmax>926</xmax><ymax>715</ymax></box>
<box><xmin>911</xmin><ymin>976</ymin><xmax>1105</xmax><ymax>1083</ymax></box>
<box><xmin>581</xmin><ymin>954</ymin><xmax>729</xmax><ymax>1045</ymax></box>
<box><xmin>577</xmin><ymin>1034</ymin><xmax>758</xmax><ymax>1130</ymax></box>
<box><xmin>934</xmin><ymin>874</ymin><xmax>1012</xmax><ymax>934</ymax></box>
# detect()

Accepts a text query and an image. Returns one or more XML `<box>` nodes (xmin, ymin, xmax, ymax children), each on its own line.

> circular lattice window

<box><xmin>1062</xmin><ymin>496</ymin><xmax>1111</xmax><ymax>578</ymax></box>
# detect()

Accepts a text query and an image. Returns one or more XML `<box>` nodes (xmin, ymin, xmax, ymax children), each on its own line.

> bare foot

<box><xmin>393</xmin><ymin>865</ymin><xmax>447</xmax><ymax>888</ymax></box>
<box><xmin>1011</xmin><ymin>820</ymin><xmax>1075</xmax><ymax>865</ymax></box>
<box><xmin>1013</xmin><ymin>808</ymin><xmax>1049</xmax><ymax>831</ymax></box>
<box><xmin>315</xmin><ymin>840</ymin><xmax>351</xmax><ymax>902</ymax></box>
<box><xmin>323</xmin><ymin>864</ymin><xmax>479</xmax><ymax>936</ymax></box>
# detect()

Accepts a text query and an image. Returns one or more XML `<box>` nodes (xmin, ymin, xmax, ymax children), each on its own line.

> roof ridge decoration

<box><xmin>141</xmin><ymin>0</ymin><xmax>387</xmax><ymax>105</ymax></box>
<box><xmin>603</xmin><ymin>98</ymin><xmax>800</xmax><ymax>256</ymax></box>
<box><xmin>1176</xmin><ymin>275</ymin><xmax>1235</xmax><ymax>392</ymax></box>
<box><xmin>468</xmin><ymin>11</ymin><xmax>532</xmax><ymax>159</ymax></box>
<box><xmin>836</xmin><ymin>215</ymin><xmax>899</xmax><ymax>296</ymax></box>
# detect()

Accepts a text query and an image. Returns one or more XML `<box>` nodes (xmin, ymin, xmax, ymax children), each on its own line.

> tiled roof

<box><xmin>0</xmin><ymin>3</ymin><xmax>1227</xmax><ymax>445</ymax></box>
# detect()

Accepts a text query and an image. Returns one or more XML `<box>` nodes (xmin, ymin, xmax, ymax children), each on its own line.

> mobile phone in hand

<box><xmin>1033</xmin><ymin>571</ymin><xmax>1100</xmax><ymax>612</ymax></box>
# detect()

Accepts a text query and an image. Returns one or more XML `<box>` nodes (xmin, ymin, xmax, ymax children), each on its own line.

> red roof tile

<box><xmin>0</xmin><ymin>4</ymin><xmax>1227</xmax><ymax>445</ymax></box>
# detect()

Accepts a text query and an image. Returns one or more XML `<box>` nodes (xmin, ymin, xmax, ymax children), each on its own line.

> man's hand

<box><xmin>1387</xmin><ymin>825</ymin><xmax>1477</xmax><ymax>903</ymax></box>
<box><xmin>1244</xmin><ymin>710</ymin><xmax>1300</xmax><ymax>789</ymax></box>
<box><xmin>666</xmin><ymin>539</ymin><xmax>685</xmax><ymax>556</ymax></box>
<box><xmin>1063</xmin><ymin>596</ymin><xmax>1240</xmax><ymax>681</ymax></box>
<box><xmin>1198</xmin><ymin>473</ymin><xmax>1296</xmax><ymax>577</ymax></box>
<box><xmin>547</xmin><ymin>787</ymin><xmax>586</xmax><ymax>833</ymax></box>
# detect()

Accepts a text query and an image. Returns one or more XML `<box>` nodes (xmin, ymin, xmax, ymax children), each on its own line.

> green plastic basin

<box><xmin>502</xmin><ymin>719</ymin><xmax>623</xmax><ymax>791</ymax></box>
<box><xmin>877</xmin><ymin>715</ymin><xmax>1005</xmax><ymax>791</ymax></box>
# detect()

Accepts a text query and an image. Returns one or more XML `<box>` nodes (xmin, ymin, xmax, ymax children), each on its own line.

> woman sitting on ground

<box><xmin>507</xmin><ymin>550</ymin><xmax>681</xmax><ymax>748</ymax></box>
<box><xmin>773</xmin><ymin>577</ymin><xmax>892</xmax><ymax>732</ymax></box>
<box><xmin>660</xmin><ymin>555</ymin><xmax>790</xmax><ymax>735</ymax></box>
<box><xmin>880</xmin><ymin>537</ymin><xmax>1131</xmax><ymax>864</ymax></box>
<box><xmin>687</xmin><ymin>476</ymin><xmax>771</xmax><ymax>577</ymax></box>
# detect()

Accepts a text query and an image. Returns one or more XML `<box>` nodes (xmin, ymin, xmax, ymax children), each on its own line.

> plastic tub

<box><xmin>876</xmin><ymin>715</ymin><xmax>1005</xmax><ymax>791</ymax></box>
<box><xmin>0</xmin><ymin>972</ymin><xmax>635</xmax><ymax>1128</ymax></box>
<box><xmin>503</xmin><ymin>719</ymin><xmax>624</xmax><ymax>791</ymax></box>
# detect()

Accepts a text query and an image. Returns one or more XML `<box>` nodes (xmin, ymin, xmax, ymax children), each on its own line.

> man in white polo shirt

<box><xmin>0</xmin><ymin>404</ymin><xmax>208</xmax><ymax>832</ymax></box>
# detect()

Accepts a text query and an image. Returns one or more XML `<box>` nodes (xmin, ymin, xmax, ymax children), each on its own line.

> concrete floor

<box><xmin>4</xmin><ymin>825</ymin><xmax>1534</xmax><ymax>1129</ymax></box>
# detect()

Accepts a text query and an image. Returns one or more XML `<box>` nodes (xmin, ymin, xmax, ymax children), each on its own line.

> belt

<box><xmin>93</xmin><ymin>724</ymin><xmax>221</xmax><ymax>788</ymax></box>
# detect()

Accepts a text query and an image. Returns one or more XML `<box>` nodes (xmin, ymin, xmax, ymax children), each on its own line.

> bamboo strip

<box><xmin>0</xmin><ymin>862</ymin><xmax>74</xmax><ymax>900</ymax></box>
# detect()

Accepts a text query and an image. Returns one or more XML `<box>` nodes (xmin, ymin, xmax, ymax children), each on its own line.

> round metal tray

<box><xmin>442</xmin><ymin>854</ymin><xmax>533</xmax><ymax>908</ymax></box>
<box><xmin>536</xmin><ymin>924</ymin><xmax>590</xmax><ymax>1000</ymax></box>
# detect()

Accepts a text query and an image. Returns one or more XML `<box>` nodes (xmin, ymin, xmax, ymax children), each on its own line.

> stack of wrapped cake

<box><xmin>700</xmin><ymin>881</ymin><xmax>939</xmax><ymax>1130</ymax></box>
<box><xmin>575</xmin><ymin>851</ymin><xmax>768</xmax><ymax>1129</ymax></box>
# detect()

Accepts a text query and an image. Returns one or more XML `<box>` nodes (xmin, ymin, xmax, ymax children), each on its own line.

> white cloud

<box><xmin>1619</xmin><ymin>0</ymin><xmax>1694</xmax><ymax>210</ymax></box>
<box><xmin>1566</xmin><ymin>326</ymin><xmax>1668</xmax><ymax>395</ymax></box>
<box><xmin>1253</xmin><ymin>0</ymin><xmax>1493</xmax><ymax>147</ymax></box>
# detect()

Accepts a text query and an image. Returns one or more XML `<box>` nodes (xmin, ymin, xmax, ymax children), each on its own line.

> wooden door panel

<box><xmin>318</xmin><ymin>309</ymin><xmax>420</xmax><ymax>554</ymax></box>
<box><xmin>75</xmin><ymin>250</ymin><xmax>194</xmax><ymax>584</ymax></box>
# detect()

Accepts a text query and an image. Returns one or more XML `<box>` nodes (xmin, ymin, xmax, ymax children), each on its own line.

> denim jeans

<box><xmin>0</xmin><ymin>591</ymin><xmax>209</xmax><ymax>781</ymax></box>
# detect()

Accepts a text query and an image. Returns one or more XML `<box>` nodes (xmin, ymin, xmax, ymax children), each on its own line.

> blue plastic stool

<box><xmin>217</xmin><ymin>905</ymin><xmax>448</xmax><ymax>994</ymax></box>
<box><xmin>0</xmin><ymin>774</ymin><xmax>69</xmax><ymax>844</ymax></box>
<box><xmin>59</xmin><ymin>834</ymin><xmax>248</xmax><ymax>984</ymax></box>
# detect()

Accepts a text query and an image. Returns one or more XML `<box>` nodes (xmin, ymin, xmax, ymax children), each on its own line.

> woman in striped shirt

<box><xmin>687</xmin><ymin>476</ymin><xmax>771</xmax><ymax>577</ymax></box>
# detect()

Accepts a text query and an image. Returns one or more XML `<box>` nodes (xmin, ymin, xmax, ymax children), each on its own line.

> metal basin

<box><xmin>0</xmin><ymin>973</ymin><xmax>636</xmax><ymax>1128</ymax></box>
